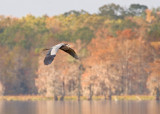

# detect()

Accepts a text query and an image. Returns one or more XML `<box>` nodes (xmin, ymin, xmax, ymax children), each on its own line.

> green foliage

<box><xmin>106</xmin><ymin>19</ymin><xmax>138</xmax><ymax>36</ymax></box>
<box><xmin>147</xmin><ymin>22</ymin><xmax>160</xmax><ymax>41</ymax></box>
<box><xmin>54</xmin><ymin>29</ymin><xmax>73</xmax><ymax>41</ymax></box>
<box><xmin>128</xmin><ymin>4</ymin><xmax>148</xmax><ymax>16</ymax></box>
<box><xmin>99</xmin><ymin>3</ymin><xmax>125</xmax><ymax>19</ymax></box>
<box><xmin>0</xmin><ymin>15</ymin><xmax>49</xmax><ymax>50</ymax></box>
<box><xmin>0</xmin><ymin>22</ymin><xmax>20</xmax><ymax>48</ymax></box>
<box><xmin>55</xmin><ymin>27</ymin><xmax>94</xmax><ymax>43</ymax></box>
<box><xmin>73</xmin><ymin>27</ymin><xmax>94</xmax><ymax>43</ymax></box>
<box><xmin>63</xmin><ymin>10</ymin><xmax>89</xmax><ymax>17</ymax></box>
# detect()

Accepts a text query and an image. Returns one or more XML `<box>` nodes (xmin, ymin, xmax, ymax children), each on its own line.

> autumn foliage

<box><xmin>0</xmin><ymin>3</ymin><xmax>160</xmax><ymax>97</ymax></box>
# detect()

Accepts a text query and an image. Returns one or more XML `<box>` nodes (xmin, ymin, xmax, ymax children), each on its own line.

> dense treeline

<box><xmin>0</xmin><ymin>3</ymin><xmax>160</xmax><ymax>97</ymax></box>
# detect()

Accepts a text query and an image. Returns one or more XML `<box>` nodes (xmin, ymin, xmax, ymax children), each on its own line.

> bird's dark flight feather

<box><xmin>44</xmin><ymin>49</ymin><xmax>56</xmax><ymax>65</ymax></box>
<box><xmin>60</xmin><ymin>45</ymin><xmax>78</xmax><ymax>59</ymax></box>
<box><xmin>44</xmin><ymin>55</ymin><xmax>56</xmax><ymax>65</ymax></box>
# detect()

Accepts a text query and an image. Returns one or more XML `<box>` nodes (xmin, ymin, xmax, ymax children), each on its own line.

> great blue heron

<box><xmin>43</xmin><ymin>43</ymin><xmax>78</xmax><ymax>65</ymax></box>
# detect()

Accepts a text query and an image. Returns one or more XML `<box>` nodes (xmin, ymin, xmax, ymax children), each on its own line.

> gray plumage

<box><xmin>44</xmin><ymin>43</ymin><xmax>78</xmax><ymax>65</ymax></box>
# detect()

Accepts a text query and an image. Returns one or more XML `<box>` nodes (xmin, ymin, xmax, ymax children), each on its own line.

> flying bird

<box><xmin>43</xmin><ymin>43</ymin><xmax>78</xmax><ymax>65</ymax></box>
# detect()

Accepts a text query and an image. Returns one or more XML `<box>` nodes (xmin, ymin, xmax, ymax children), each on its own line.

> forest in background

<box><xmin>0</xmin><ymin>3</ymin><xmax>160</xmax><ymax>98</ymax></box>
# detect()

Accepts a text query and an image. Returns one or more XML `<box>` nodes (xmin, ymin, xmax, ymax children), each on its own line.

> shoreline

<box><xmin>0</xmin><ymin>95</ymin><xmax>155</xmax><ymax>101</ymax></box>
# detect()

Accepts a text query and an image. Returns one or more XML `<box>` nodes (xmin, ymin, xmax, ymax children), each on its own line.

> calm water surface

<box><xmin>0</xmin><ymin>100</ymin><xmax>160</xmax><ymax>114</ymax></box>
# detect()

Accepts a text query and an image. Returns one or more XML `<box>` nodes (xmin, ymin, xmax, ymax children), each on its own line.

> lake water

<box><xmin>0</xmin><ymin>100</ymin><xmax>160</xmax><ymax>114</ymax></box>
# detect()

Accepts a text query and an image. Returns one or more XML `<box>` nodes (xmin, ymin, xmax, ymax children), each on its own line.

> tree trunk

<box><xmin>155</xmin><ymin>87</ymin><xmax>160</xmax><ymax>101</ymax></box>
<box><xmin>60</xmin><ymin>95</ymin><xmax>64</xmax><ymax>101</ymax></box>
<box><xmin>104</xmin><ymin>95</ymin><xmax>107</xmax><ymax>100</ymax></box>
<box><xmin>0</xmin><ymin>81</ymin><xmax>5</xmax><ymax>96</ymax></box>
<box><xmin>88</xmin><ymin>84</ymin><xmax>93</xmax><ymax>101</ymax></box>
<box><xmin>61</xmin><ymin>81</ymin><xmax>65</xmax><ymax>101</ymax></box>
<box><xmin>54</xmin><ymin>95</ymin><xmax>58</xmax><ymax>101</ymax></box>
<box><xmin>77</xmin><ymin>64</ymin><xmax>84</xmax><ymax>101</ymax></box>
<box><xmin>108</xmin><ymin>87</ymin><xmax>112</xmax><ymax>100</ymax></box>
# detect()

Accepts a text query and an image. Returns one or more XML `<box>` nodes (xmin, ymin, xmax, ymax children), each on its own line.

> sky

<box><xmin>0</xmin><ymin>0</ymin><xmax>160</xmax><ymax>17</ymax></box>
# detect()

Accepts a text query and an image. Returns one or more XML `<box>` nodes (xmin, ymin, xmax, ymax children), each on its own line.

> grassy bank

<box><xmin>0</xmin><ymin>95</ymin><xmax>156</xmax><ymax>101</ymax></box>
<box><xmin>0</xmin><ymin>96</ymin><xmax>53</xmax><ymax>101</ymax></box>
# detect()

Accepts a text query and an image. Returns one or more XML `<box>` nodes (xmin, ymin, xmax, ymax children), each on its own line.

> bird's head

<box><xmin>65</xmin><ymin>44</ymin><xmax>70</xmax><ymax>47</ymax></box>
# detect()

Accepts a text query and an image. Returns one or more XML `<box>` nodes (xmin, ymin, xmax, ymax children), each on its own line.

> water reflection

<box><xmin>0</xmin><ymin>100</ymin><xmax>159</xmax><ymax>114</ymax></box>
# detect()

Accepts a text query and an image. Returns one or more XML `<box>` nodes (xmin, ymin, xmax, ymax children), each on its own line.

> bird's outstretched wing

<box><xmin>60</xmin><ymin>45</ymin><xmax>79</xmax><ymax>59</ymax></box>
<box><xmin>44</xmin><ymin>48</ymin><xmax>56</xmax><ymax>65</ymax></box>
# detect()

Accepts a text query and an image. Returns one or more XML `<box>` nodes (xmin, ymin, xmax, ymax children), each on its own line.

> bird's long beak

<box><xmin>42</xmin><ymin>48</ymin><xmax>50</xmax><ymax>51</ymax></box>
<box><xmin>40</xmin><ymin>48</ymin><xmax>50</xmax><ymax>53</ymax></box>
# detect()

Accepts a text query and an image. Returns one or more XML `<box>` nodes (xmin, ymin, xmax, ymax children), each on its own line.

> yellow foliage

<box><xmin>145</xmin><ymin>9</ymin><xmax>155</xmax><ymax>23</ymax></box>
